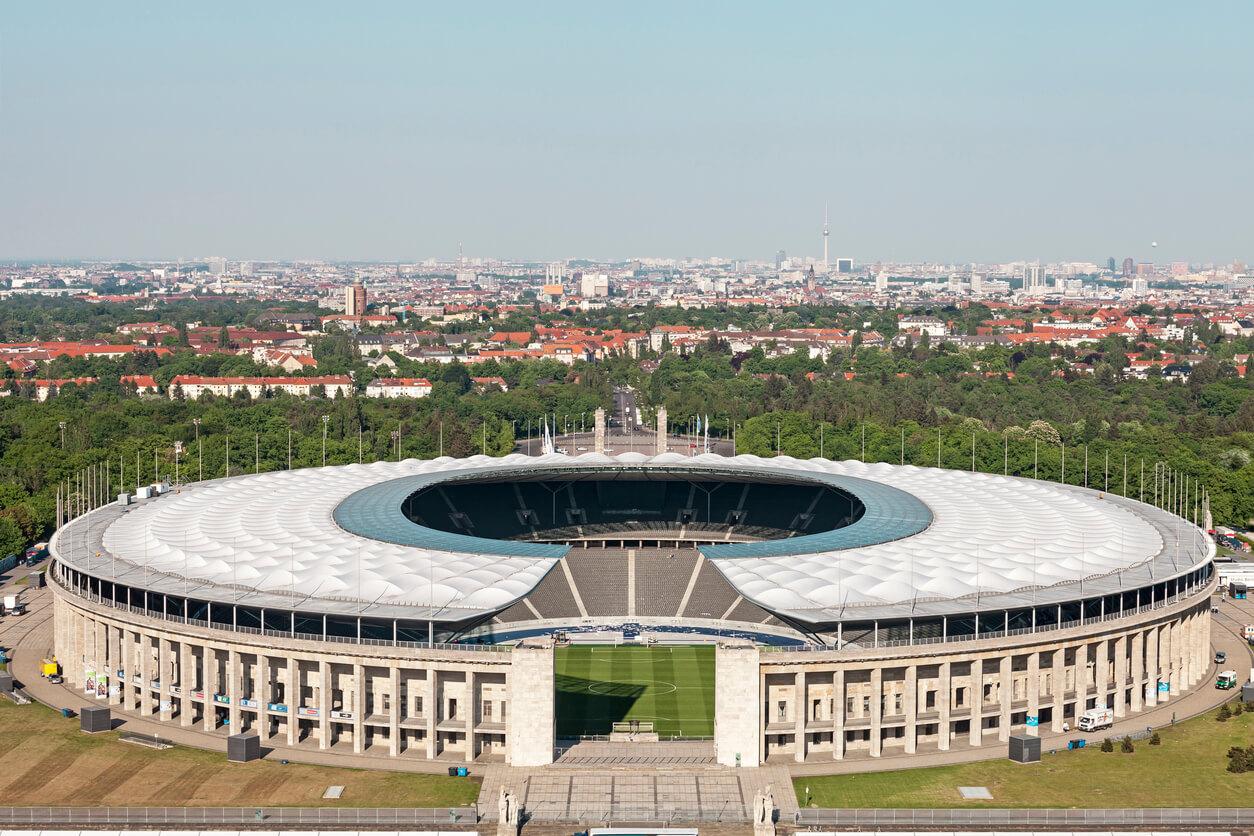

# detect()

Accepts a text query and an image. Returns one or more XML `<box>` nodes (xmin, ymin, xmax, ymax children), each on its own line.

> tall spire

<box><xmin>822</xmin><ymin>202</ymin><xmax>830</xmax><ymax>269</ymax></box>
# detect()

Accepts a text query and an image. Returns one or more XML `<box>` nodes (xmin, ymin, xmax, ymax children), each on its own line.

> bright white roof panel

<box><xmin>54</xmin><ymin>452</ymin><xmax>1210</xmax><ymax>625</ymax></box>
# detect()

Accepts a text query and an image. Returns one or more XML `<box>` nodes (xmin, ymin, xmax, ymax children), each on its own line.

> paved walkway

<box><xmin>790</xmin><ymin>594</ymin><xmax>1254</xmax><ymax>776</ymax></box>
<box><xmin>555</xmin><ymin>738</ymin><xmax>716</xmax><ymax>766</ymax></box>
<box><xmin>477</xmin><ymin>763</ymin><xmax>796</xmax><ymax>823</ymax></box>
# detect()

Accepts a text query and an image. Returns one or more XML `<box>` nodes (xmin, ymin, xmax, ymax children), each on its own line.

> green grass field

<box><xmin>796</xmin><ymin>702</ymin><xmax>1254</xmax><ymax>808</ymax></box>
<box><xmin>554</xmin><ymin>644</ymin><xmax>715</xmax><ymax>738</ymax></box>
<box><xmin>0</xmin><ymin>699</ymin><xmax>478</xmax><ymax>807</ymax></box>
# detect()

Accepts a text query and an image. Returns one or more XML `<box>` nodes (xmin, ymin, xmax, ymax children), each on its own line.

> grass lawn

<box><xmin>555</xmin><ymin>644</ymin><xmax>714</xmax><ymax>738</ymax></box>
<box><xmin>0</xmin><ymin>698</ymin><xmax>479</xmax><ymax>807</ymax></box>
<box><xmin>797</xmin><ymin>702</ymin><xmax>1254</xmax><ymax>808</ymax></box>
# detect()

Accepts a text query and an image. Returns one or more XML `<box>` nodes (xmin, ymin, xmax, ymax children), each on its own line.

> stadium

<box><xmin>49</xmin><ymin>449</ymin><xmax>1216</xmax><ymax>768</ymax></box>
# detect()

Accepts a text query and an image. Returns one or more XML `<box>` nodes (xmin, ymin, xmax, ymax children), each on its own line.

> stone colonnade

<box><xmin>726</xmin><ymin>594</ymin><xmax>1212</xmax><ymax>765</ymax></box>
<box><xmin>52</xmin><ymin>582</ymin><xmax>555</xmax><ymax>767</ymax></box>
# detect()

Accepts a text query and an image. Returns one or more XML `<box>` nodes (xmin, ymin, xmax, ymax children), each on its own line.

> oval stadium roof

<box><xmin>53</xmin><ymin>452</ymin><xmax>1211</xmax><ymax>624</ymax></box>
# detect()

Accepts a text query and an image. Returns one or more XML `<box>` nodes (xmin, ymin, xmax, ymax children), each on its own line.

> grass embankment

<box><xmin>797</xmin><ymin>703</ymin><xmax>1254</xmax><ymax>808</ymax></box>
<box><xmin>0</xmin><ymin>698</ymin><xmax>479</xmax><ymax>807</ymax></box>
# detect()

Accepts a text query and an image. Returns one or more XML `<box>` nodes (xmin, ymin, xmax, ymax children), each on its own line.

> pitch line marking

<box><xmin>585</xmin><ymin>679</ymin><xmax>678</xmax><ymax>696</ymax></box>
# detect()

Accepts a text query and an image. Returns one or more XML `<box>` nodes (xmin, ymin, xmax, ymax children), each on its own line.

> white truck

<box><xmin>1077</xmin><ymin>706</ymin><xmax>1114</xmax><ymax>732</ymax></box>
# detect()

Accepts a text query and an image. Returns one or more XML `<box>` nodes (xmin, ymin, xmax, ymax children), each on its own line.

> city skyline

<box><xmin>2</xmin><ymin>2</ymin><xmax>1252</xmax><ymax>262</ymax></box>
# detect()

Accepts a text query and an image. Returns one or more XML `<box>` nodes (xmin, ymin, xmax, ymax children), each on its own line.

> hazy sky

<box><xmin>2</xmin><ymin>2</ymin><xmax>1250</xmax><ymax>263</ymax></box>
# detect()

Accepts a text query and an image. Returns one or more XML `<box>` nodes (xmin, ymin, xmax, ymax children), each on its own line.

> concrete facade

<box><xmin>714</xmin><ymin>640</ymin><xmax>761</xmax><ymax>767</ymax></box>
<box><xmin>51</xmin><ymin>561</ymin><xmax>1214</xmax><ymax>769</ymax></box>
<box><xmin>52</xmin><ymin>570</ymin><xmax>547</xmax><ymax>766</ymax></box>
<box><xmin>754</xmin><ymin>588</ymin><xmax>1212</xmax><ymax>763</ymax></box>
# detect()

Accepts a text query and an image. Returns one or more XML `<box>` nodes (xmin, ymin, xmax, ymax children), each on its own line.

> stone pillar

<box><xmin>593</xmin><ymin>407</ymin><xmax>606</xmax><ymax>455</ymax></box>
<box><xmin>869</xmin><ymin>666</ymin><xmax>883</xmax><ymax>757</ymax></box>
<box><xmin>510</xmin><ymin>639</ymin><xmax>557</xmax><ymax>766</ymax></box>
<box><xmin>793</xmin><ymin>671</ymin><xmax>807</xmax><ymax>763</ymax></box>
<box><xmin>465</xmin><ymin>669</ymin><xmax>477</xmax><ymax>763</ymax></box>
<box><xmin>226</xmin><ymin>649</ymin><xmax>241</xmax><ymax>731</ymax></box>
<box><xmin>1163</xmin><ymin>621</ymin><xmax>1173</xmax><ymax>701</ymax></box>
<box><xmin>158</xmin><ymin>638</ymin><xmax>173</xmax><ymax>721</ymax></box>
<box><xmin>1198</xmin><ymin>609</ymin><xmax>1208</xmax><ymax>681</ymax></box>
<box><xmin>832</xmin><ymin>668</ymin><xmax>845</xmax><ymax>760</ymax></box>
<box><xmin>1188</xmin><ymin>610</ymin><xmax>1202</xmax><ymax>686</ymax></box>
<box><xmin>179</xmin><ymin>641</ymin><xmax>193</xmax><ymax>726</ymax></box>
<box><xmin>1130</xmin><ymin>630</ymin><xmax>1144</xmax><ymax>713</ymax></box>
<box><xmin>260</xmin><ymin>655</ymin><xmax>275</xmax><ymax>741</ymax></box>
<box><xmin>968</xmin><ymin>659</ymin><xmax>983</xmax><ymax>746</ymax></box>
<box><xmin>1075</xmin><ymin>642</ymin><xmax>1089</xmax><ymax>713</ymax></box>
<box><xmin>1145</xmin><ymin>625</ymin><xmax>1160</xmax><ymax>707</ymax></box>
<box><xmin>1113</xmin><ymin>635</ymin><xmax>1128</xmax><ymax>717</ymax></box>
<box><xmin>998</xmin><ymin>655</ymin><xmax>1012</xmax><ymax>742</ymax></box>
<box><xmin>354</xmin><ymin>663</ymin><xmax>366</xmax><ymax>755</ymax></box>
<box><xmin>425</xmin><ymin>671</ymin><xmax>438</xmax><ymax>758</ymax></box>
<box><xmin>122</xmin><ymin>631</ymin><xmax>137</xmax><ymax>712</ymax></box>
<box><xmin>1093</xmin><ymin>639</ymin><xmax>1108</xmax><ymax>708</ymax></box>
<box><xmin>655</xmin><ymin>406</ymin><xmax>668</xmax><ymax>455</ymax></box>
<box><xmin>110</xmin><ymin>625</ymin><xmax>124</xmax><ymax>706</ymax></box>
<box><xmin>93</xmin><ymin>620</ymin><xmax>106</xmax><ymax>692</ymax></box>
<box><xmin>286</xmin><ymin>657</ymin><xmax>299</xmax><ymax>745</ymax></box>
<box><xmin>903</xmin><ymin>664</ymin><xmax>918</xmax><ymax>754</ymax></box>
<box><xmin>1026</xmin><ymin>652</ymin><xmax>1040</xmax><ymax>737</ymax></box>
<box><xmin>1050</xmin><ymin>647</ymin><xmax>1065</xmax><ymax>732</ymax></box>
<box><xmin>318</xmin><ymin>660</ymin><xmax>331</xmax><ymax>750</ymax></box>
<box><xmin>202</xmin><ymin>645</ymin><xmax>215</xmax><ymax>731</ymax></box>
<box><xmin>389</xmin><ymin>665</ymin><xmax>401</xmax><ymax>757</ymax></box>
<box><xmin>937</xmin><ymin>661</ymin><xmax>952</xmax><ymax>751</ymax></box>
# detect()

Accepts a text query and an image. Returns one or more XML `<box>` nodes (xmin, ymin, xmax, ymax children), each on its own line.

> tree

<box><xmin>0</xmin><ymin>516</ymin><xmax>25</xmax><ymax>558</ymax></box>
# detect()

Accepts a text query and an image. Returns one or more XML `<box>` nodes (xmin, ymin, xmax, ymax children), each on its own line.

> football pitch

<box><xmin>554</xmin><ymin>644</ymin><xmax>715</xmax><ymax>738</ymax></box>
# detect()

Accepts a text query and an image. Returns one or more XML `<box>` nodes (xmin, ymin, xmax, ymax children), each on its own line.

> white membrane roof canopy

<box><xmin>54</xmin><ymin>452</ymin><xmax>1209</xmax><ymax>624</ymax></box>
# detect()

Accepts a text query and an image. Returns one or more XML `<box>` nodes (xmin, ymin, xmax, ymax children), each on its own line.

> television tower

<box><xmin>822</xmin><ymin>203</ymin><xmax>830</xmax><ymax>269</ymax></box>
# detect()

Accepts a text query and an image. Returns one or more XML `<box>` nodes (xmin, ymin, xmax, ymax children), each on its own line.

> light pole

<box><xmin>390</xmin><ymin>428</ymin><xmax>400</xmax><ymax>461</ymax></box>
<box><xmin>321</xmin><ymin>415</ymin><xmax>330</xmax><ymax>466</ymax></box>
<box><xmin>174</xmin><ymin>441</ymin><xmax>183</xmax><ymax>491</ymax></box>
<box><xmin>58</xmin><ymin>421</ymin><xmax>66</xmax><ymax>449</ymax></box>
<box><xmin>192</xmin><ymin>418</ymin><xmax>202</xmax><ymax>481</ymax></box>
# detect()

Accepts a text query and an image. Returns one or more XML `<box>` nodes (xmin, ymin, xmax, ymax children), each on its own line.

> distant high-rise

<box><xmin>345</xmin><ymin>280</ymin><xmax>367</xmax><ymax>316</ymax></box>
<box><xmin>774</xmin><ymin>249</ymin><xmax>787</xmax><ymax>270</ymax></box>
<box><xmin>970</xmin><ymin>273</ymin><xmax>984</xmax><ymax>294</ymax></box>
<box><xmin>874</xmin><ymin>271</ymin><xmax>888</xmax><ymax>292</ymax></box>
<box><xmin>835</xmin><ymin>257</ymin><xmax>853</xmax><ymax>274</ymax></box>
<box><xmin>206</xmin><ymin>256</ymin><xmax>226</xmax><ymax>276</ymax></box>
<box><xmin>1023</xmin><ymin>262</ymin><xmax>1045</xmax><ymax>291</ymax></box>
<box><xmin>1121</xmin><ymin>257</ymin><xmax>1135</xmax><ymax>278</ymax></box>
<box><xmin>822</xmin><ymin>204</ymin><xmax>830</xmax><ymax>269</ymax></box>
<box><xmin>580</xmin><ymin>273</ymin><xmax>610</xmax><ymax>298</ymax></box>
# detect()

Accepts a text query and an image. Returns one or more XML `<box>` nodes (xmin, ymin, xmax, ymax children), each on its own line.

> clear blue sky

<box><xmin>1</xmin><ymin>2</ymin><xmax>1250</xmax><ymax>263</ymax></box>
